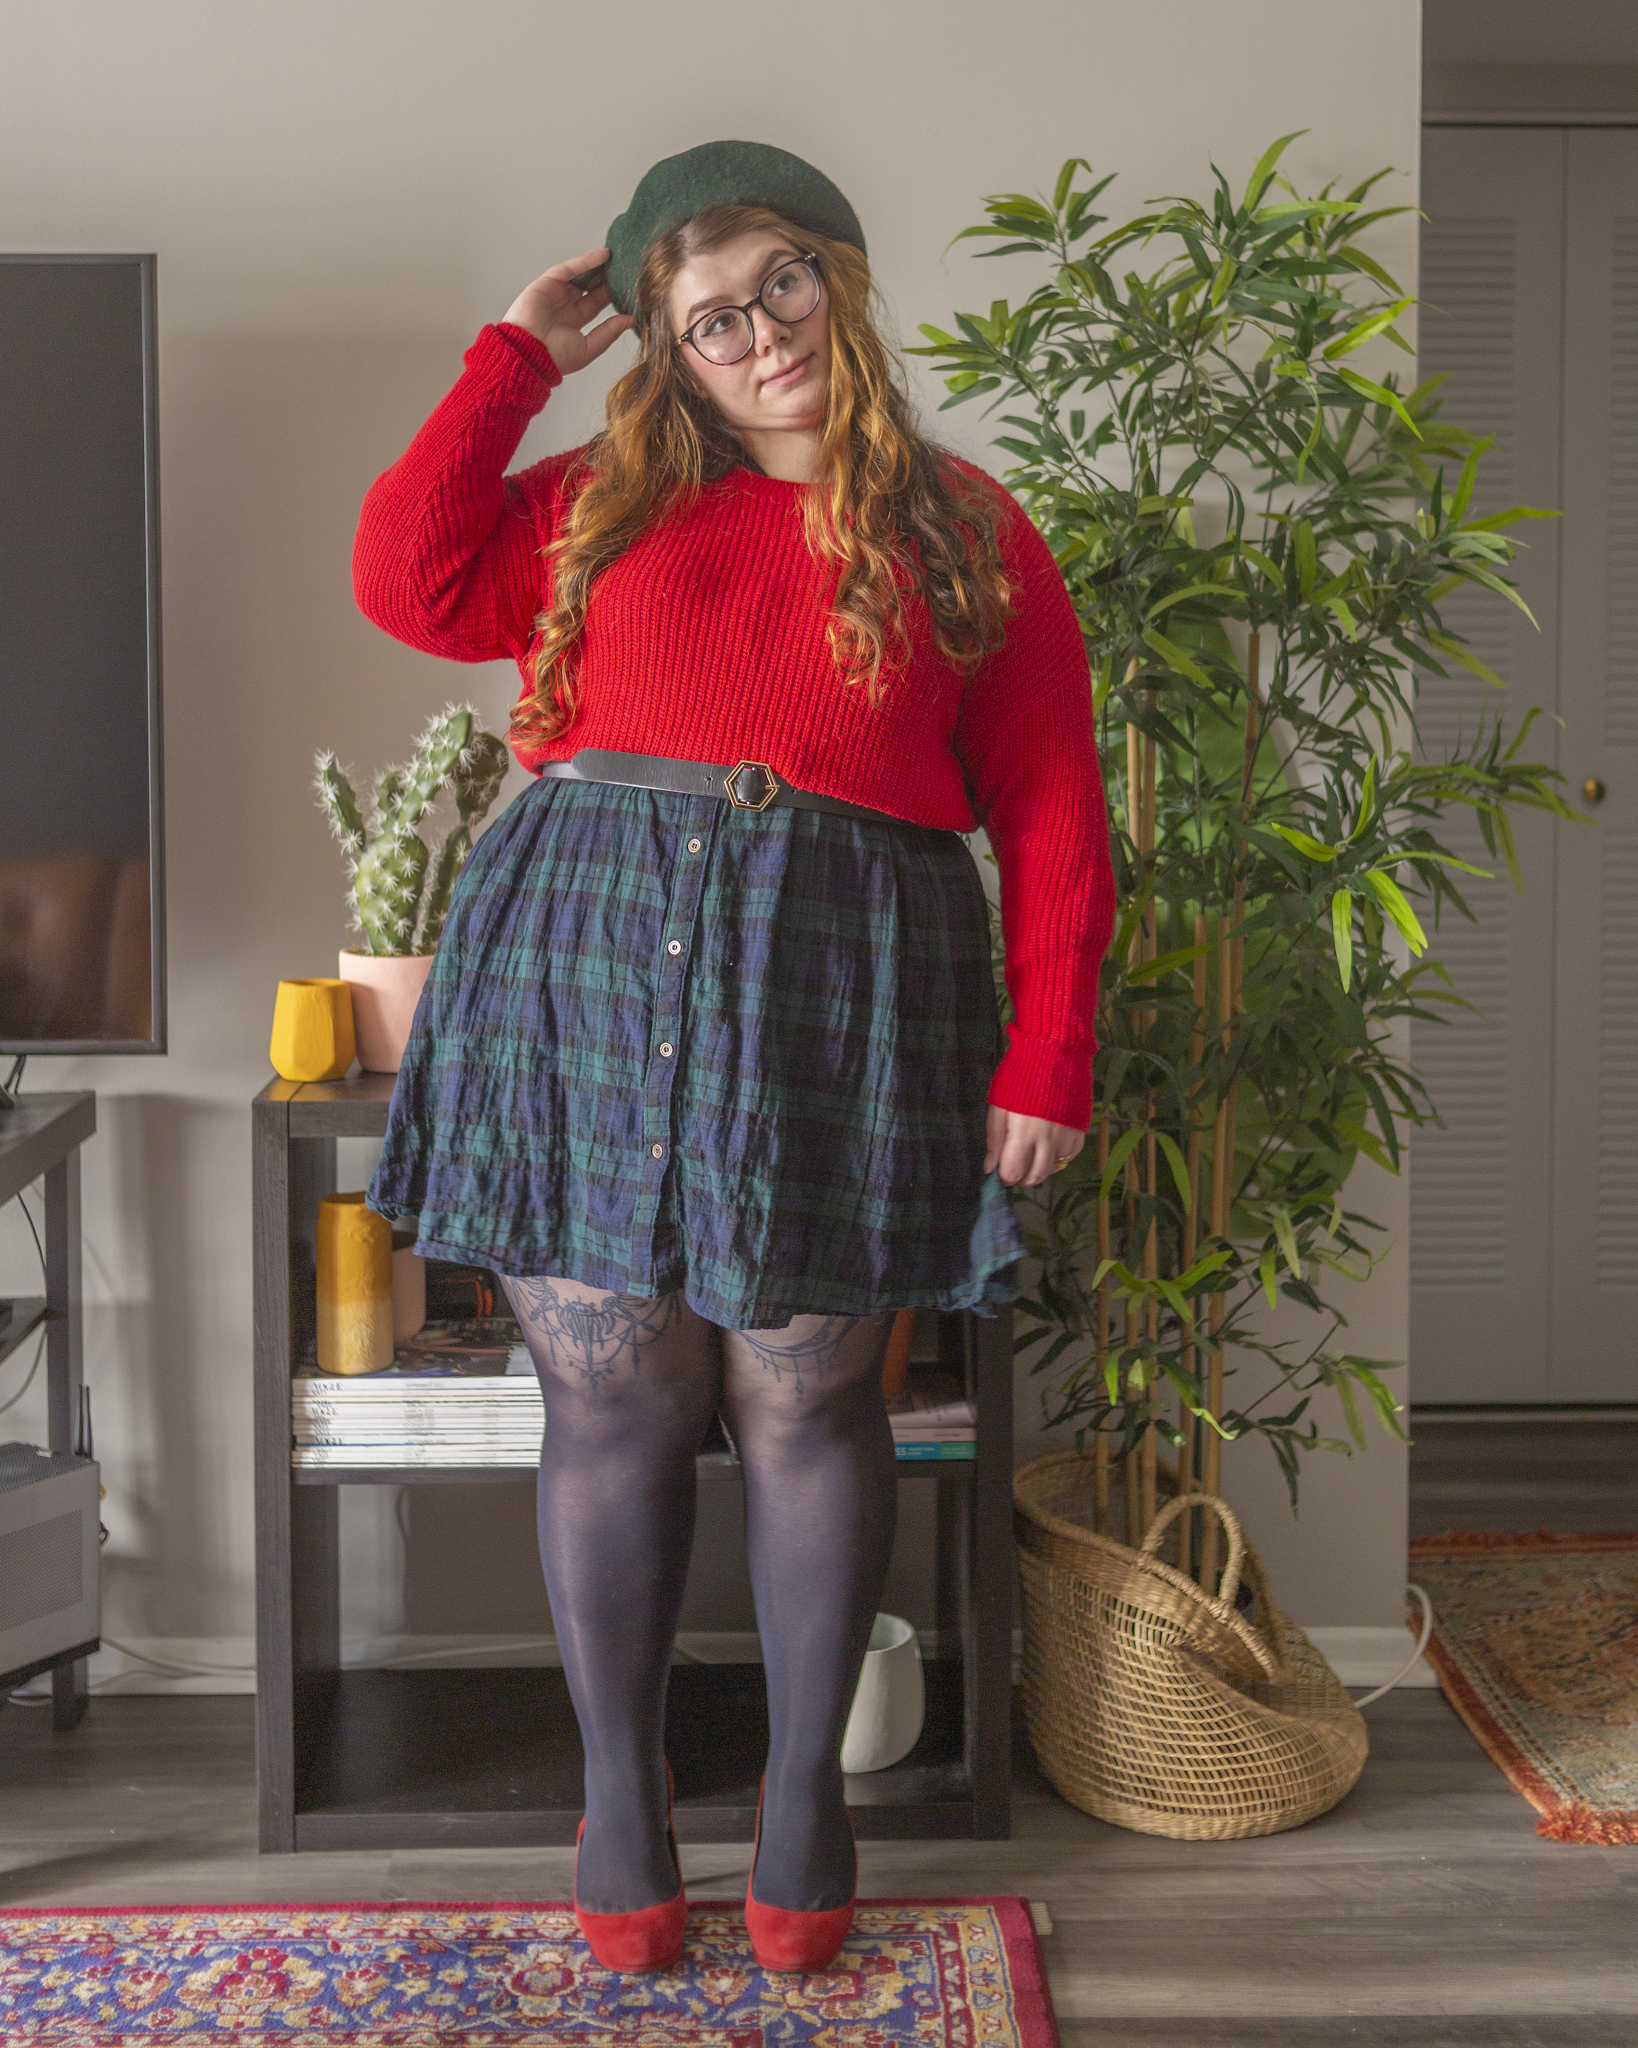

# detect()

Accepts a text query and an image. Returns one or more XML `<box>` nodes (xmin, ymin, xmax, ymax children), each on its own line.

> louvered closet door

<box><xmin>1411</xmin><ymin>130</ymin><xmax>1565</xmax><ymax>1404</ymax></box>
<box><xmin>1549</xmin><ymin>132</ymin><xmax>1638</xmax><ymax>1401</ymax></box>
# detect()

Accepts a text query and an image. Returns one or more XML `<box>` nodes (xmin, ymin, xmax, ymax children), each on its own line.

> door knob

<box><xmin>1584</xmin><ymin>777</ymin><xmax>1607</xmax><ymax>805</ymax></box>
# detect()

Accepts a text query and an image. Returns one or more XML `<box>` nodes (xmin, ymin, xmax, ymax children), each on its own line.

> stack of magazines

<box><xmin>292</xmin><ymin>1322</ymin><xmax>979</xmax><ymax>1470</ymax></box>
<box><xmin>293</xmin><ymin>1320</ymin><xmax>540</xmax><ymax>1470</ymax></box>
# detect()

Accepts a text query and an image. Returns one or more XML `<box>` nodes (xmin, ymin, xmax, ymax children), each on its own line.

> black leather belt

<box><xmin>540</xmin><ymin>748</ymin><xmax>914</xmax><ymax>827</ymax></box>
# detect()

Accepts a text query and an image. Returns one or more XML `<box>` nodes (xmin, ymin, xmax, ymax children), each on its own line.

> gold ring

<box><xmin>1054</xmin><ymin>1156</ymin><xmax>1072</xmax><ymax>1172</ymax></box>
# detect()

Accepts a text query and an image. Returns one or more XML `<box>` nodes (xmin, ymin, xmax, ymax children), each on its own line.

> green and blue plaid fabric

<box><xmin>368</xmin><ymin>775</ymin><xmax>1022</xmax><ymax>1330</ymax></box>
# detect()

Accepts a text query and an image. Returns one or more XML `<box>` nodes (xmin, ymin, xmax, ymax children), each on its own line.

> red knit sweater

<box><xmin>352</xmin><ymin>322</ymin><xmax>1115</xmax><ymax>1127</ymax></box>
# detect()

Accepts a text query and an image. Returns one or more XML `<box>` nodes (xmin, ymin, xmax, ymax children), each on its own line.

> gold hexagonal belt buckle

<box><xmin>724</xmin><ymin>760</ymin><xmax>781</xmax><ymax>812</ymax></box>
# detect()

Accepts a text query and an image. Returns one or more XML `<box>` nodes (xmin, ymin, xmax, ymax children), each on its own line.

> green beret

<box><xmin>605</xmin><ymin>139</ymin><xmax>867</xmax><ymax>316</ymax></box>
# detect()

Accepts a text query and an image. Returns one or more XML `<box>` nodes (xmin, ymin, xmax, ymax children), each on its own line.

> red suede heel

<box><xmin>743</xmin><ymin>1774</ymin><xmax>856</xmax><ymax>1973</ymax></box>
<box><xmin>574</xmin><ymin>1759</ymin><xmax>687</xmax><ymax>1972</ymax></box>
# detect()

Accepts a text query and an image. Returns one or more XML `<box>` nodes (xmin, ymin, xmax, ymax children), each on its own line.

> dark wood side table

<box><xmin>252</xmin><ymin>1072</ymin><xmax>1013</xmax><ymax>1853</ymax></box>
<box><xmin>0</xmin><ymin>1090</ymin><xmax>97</xmax><ymax>1729</ymax></box>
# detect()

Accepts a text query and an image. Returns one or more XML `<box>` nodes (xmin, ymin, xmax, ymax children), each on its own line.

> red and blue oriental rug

<box><xmin>1412</xmin><ymin>1528</ymin><xmax>1638</xmax><ymax>1844</ymax></box>
<box><xmin>0</xmin><ymin>1896</ymin><xmax>1058</xmax><ymax>2044</ymax></box>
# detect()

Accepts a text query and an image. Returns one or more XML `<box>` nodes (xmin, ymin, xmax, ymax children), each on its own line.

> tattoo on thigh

<box><xmin>509</xmin><ymin>1281</ymin><xmax>682</xmax><ymax>1390</ymax></box>
<box><xmin>735</xmin><ymin>1315</ymin><xmax>853</xmax><ymax>1396</ymax></box>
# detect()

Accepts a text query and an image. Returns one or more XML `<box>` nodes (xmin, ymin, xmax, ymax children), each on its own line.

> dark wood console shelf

<box><xmin>253</xmin><ymin>1073</ymin><xmax>1013</xmax><ymax>1852</ymax></box>
<box><xmin>0</xmin><ymin>1091</ymin><xmax>96</xmax><ymax>1728</ymax></box>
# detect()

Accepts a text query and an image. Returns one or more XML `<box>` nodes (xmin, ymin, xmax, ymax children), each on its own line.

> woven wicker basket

<box><xmin>1014</xmin><ymin>1450</ymin><xmax>1368</xmax><ymax>1839</ymax></box>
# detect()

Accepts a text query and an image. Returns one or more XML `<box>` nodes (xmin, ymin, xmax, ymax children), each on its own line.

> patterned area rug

<box><xmin>1411</xmin><ymin>1529</ymin><xmax>1638</xmax><ymax>1844</ymax></box>
<box><xmin>0</xmin><ymin>1896</ymin><xmax>1058</xmax><ymax>2044</ymax></box>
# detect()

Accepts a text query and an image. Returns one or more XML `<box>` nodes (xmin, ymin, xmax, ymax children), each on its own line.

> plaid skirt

<box><xmin>367</xmin><ymin>773</ymin><xmax>1024</xmax><ymax>1330</ymax></box>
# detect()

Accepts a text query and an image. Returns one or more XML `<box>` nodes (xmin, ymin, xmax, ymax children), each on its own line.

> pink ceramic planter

<box><xmin>338</xmin><ymin>950</ymin><xmax>435</xmax><ymax>1073</ymax></box>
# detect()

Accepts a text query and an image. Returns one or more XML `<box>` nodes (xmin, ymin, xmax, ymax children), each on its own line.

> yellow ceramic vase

<box><xmin>316</xmin><ymin>1192</ymin><xmax>394</xmax><ymax>1376</ymax></box>
<box><xmin>270</xmin><ymin>978</ymin><xmax>356</xmax><ymax>1082</ymax></box>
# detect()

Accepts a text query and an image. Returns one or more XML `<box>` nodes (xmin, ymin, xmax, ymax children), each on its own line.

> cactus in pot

<box><xmin>315</xmin><ymin>703</ymin><xmax>509</xmax><ymax>956</ymax></box>
<box><xmin>314</xmin><ymin>704</ymin><xmax>509</xmax><ymax>1073</ymax></box>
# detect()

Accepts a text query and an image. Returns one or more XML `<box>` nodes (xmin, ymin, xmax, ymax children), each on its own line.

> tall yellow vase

<box><xmin>270</xmin><ymin>978</ymin><xmax>356</xmax><ymax>1082</ymax></box>
<box><xmin>317</xmin><ymin>1192</ymin><xmax>394</xmax><ymax>1376</ymax></box>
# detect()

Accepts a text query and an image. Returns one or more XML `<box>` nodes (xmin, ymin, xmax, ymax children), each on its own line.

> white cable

<box><xmin>1350</xmin><ymin>1582</ymin><xmax>1434</xmax><ymax>1708</ymax></box>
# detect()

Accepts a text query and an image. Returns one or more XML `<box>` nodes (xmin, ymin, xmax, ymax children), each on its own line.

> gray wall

<box><xmin>0</xmin><ymin>0</ymin><xmax>1422</xmax><ymax>1675</ymax></box>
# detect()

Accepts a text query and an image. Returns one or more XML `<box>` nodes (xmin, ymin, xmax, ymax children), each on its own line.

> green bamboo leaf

<box><xmin>1332</xmin><ymin>365</ymin><xmax>1420</xmax><ymax>436</ymax></box>
<box><xmin>1177</xmin><ymin>1248</ymin><xmax>1232</xmax><ymax>1290</ymax></box>
<box><xmin>1460</xmin><ymin>505</ymin><xmax>1559</xmax><ymax>532</ymax></box>
<box><xmin>1154</xmin><ymin>1131</ymin><xmax>1194</xmax><ymax>1212</ymax></box>
<box><xmin>1098</xmin><ymin>1126</ymin><xmax>1146</xmax><ymax>1204</ymax></box>
<box><xmin>1331</xmin><ymin>888</ymin><xmax>1355</xmax><ymax>990</ymax></box>
<box><xmin>1052</xmin><ymin>157</ymin><xmax>1092</xmax><ymax>212</ymax></box>
<box><xmin>1363</xmin><ymin>868</ymin><xmax>1428</xmax><ymax>953</ymax></box>
<box><xmin>1461</xmin><ymin>564</ymin><xmax>1541</xmax><ymax>627</ymax></box>
<box><xmin>1334</xmin><ymin>1370</ymin><xmax>1366</xmax><ymax>1450</ymax></box>
<box><xmin>1126</xmin><ymin>942</ymin><xmax>1212</xmax><ymax>984</ymax></box>
<box><xmin>1255</xmin><ymin>198</ymin><xmax>1355</xmax><ymax>220</ymax></box>
<box><xmin>1425</xmin><ymin>630</ymin><xmax>1504</xmax><ymax>688</ymax></box>
<box><xmin>1259</xmin><ymin>1243</ymin><xmax>1279</xmax><ymax>1308</ymax></box>
<box><xmin>1352</xmin><ymin>1363</ymin><xmax>1410</xmax><ymax>1440</ymax></box>
<box><xmin>1336</xmin><ymin>242</ymin><xmax>1403</xmax><ymax>292</ymax></box>
<box><xmin>1334</xmin><ymin>1114</ymin><xmax>1393</xmax><ymax>1172</ymax></box>
<box><xmin>1240</xmin><ymin>545</ymin><xmax>1284</xmax><ymax>584</ymax></box>
<box><xmin>1322</xmin><ymin>295</ymin><xmax>1415</xmax><ymax>361</ymax></box>
<box><xmin>1293</xmin><ymin>520</ymin><xmax>1318</xmax><ymax>595</ymax></box>
<box><xmin>1241</xmin><ymin>131</ymin><xmax>1307</xmax><ymax>210</ymax></box>
<box><xmin>1142</xmin><ymin>626</ymin><xmax>1213</xmax><ymax>689</ymax></box>
<box><xmin>1347</xmin><ymin>757</ymin><xmax>1379</xmax><ymax>842</ymax></box>
<box><xmin>1272</xmin><ymin>1207</ymin><xmax>1303</xmax><ymax>1278</ymax></box>
<box><xmin>1146</xmin><ymin>582</ymin><xmax>1237</xmax><ymax>618</ymax></box>
<box><xmin>1270</xmin><ymin>823</ymin><xmax>1336</xmax><ymax>861</ymax></box>
<box><xmin>1446</xmin><ymin>434</ymin><xmax>1490</xmax><ymax>524</ymax></box>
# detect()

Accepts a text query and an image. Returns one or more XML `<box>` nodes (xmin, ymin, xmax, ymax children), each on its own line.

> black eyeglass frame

<box><xmin>675</xmin><ymin>253</ymin><xmax>823</xmax><ymax>365</ymax></box>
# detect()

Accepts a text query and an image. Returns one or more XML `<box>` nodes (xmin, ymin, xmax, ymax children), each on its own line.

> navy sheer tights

<box><xmin>501</xmin><ymin>1276</ymin><xmax>898</xmax><ymax>1915</ymax></box>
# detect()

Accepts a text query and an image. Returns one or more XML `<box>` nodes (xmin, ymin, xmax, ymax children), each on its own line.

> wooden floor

<box><xmin>2</xmin><ymin>1689</ymin><xmax>1636</xmax><ymax>2043</ymax></box>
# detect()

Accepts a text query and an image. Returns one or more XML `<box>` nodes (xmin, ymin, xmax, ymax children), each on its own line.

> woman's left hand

<box><xmin>985</xmin><ymin>1106</ymin><xmax>1087</xmax><ymax>1188</ymax></box>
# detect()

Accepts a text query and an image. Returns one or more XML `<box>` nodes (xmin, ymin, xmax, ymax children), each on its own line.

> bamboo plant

<box><xmin>913</xmin><ymin>137</ymin><xmax>1576</xmax><ymax>1566</ymax></box>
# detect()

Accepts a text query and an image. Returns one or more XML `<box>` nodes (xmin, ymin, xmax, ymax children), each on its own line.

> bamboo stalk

<box><xmin>1124</xmin><ymin>1293</ymin><xmax>1142</xmax><ymax>1544</ymax></box>
<box><xmin>1202</xmin><ymin>632</ymin><xmax>1261</xmax><ymax>1591</ymax></box>
<box><xmin>1094</xmin><ymin>1117</ymin><xmax>1111</xmax><ymax>1529</ymax></box>
<box><xmin>1201</xmin><ymin>900</ymin><xmax>1236</xmax><ymax>1589</ymax></box>
<box><xmin>1140</xmin><ymin>1120</ymin><xmax>1158</xmax><ymax>1535</ymax></box>
<box><xmin>1176</xmin><ymin>908</ymin><xmax>1208</xmax><ymax>1578</ymax></box>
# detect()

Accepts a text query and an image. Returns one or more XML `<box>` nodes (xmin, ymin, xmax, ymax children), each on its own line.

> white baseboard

<box><xmin>1302</xmin><ymin>1626</ymin><xmax>1438</xmax><ymax>1688</ymax></box>
<box><xmin>6</xmin><ymin>1636</ymin><xmax>259</xmax><ymax>1698</ymax></box>
<box><xmin>6</xmin><ymin>1625</ymin><xmax>1437</xmax><ymax>1697</ymax></box>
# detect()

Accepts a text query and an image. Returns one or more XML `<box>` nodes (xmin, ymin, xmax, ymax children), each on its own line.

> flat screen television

<box><xmin>0</xmin><ymin>253</ymin><xmax>164</xmax><ymax>1055</ymax></box>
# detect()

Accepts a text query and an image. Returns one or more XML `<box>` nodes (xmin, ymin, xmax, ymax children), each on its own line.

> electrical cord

<box><xmin>1350</xmin><ymin>1583</ymin><xmax>1435</xmax><ymax>1708</ymax></box>
<box><xmin>0</xmin><ymin>1329</ymin><xmax>45</xmax><ymax>1415</ymax></box>
<box><xmin>0</xmin><ymin>1187</ymin><xmax>49</xmax><ymax>1416</ymax></box>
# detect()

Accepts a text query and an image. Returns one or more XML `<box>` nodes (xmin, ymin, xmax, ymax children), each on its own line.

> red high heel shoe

<box><xmin>574</xmin><ymin>1759</ymin><xmax>687</xmax><ymax>1972</ymax></box>
<box><xmin>743</xmin><ymin>1774</ymin><xmax>856</xmax><ymax>1973</ymax></box>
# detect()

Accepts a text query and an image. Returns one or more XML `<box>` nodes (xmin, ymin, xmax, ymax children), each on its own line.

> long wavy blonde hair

<box><xmin>510</xmin><ymin>203</ymin><xmax>1015</xmax><ymax>750</ymax></box>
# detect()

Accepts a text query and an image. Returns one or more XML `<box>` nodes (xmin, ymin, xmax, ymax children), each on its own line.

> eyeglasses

<box><xmin>676</xmin><ymin>255</ymin><xmax>823</xmax><ymax>366</ymax></box>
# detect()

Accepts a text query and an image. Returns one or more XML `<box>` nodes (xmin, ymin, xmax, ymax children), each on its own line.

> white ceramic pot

<box><xmin>840</xmin><ymin>1612</ymin><xmax>925</xmax><ymax>1774</ymax></box>
<box><xmin>338</xmin><ymin>949</ymin><xmax>435</xmax><ymax>1073</ymax></box>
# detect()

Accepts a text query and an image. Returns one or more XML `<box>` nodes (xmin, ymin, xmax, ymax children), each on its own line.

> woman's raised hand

<box><xmin>501</xmin><ymin>246</ymin><xmax>635</xmax><ymax>376</ymax></box>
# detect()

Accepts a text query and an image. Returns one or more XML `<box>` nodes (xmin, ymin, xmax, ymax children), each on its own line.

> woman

<box><xmin>354</xmin><ymin>140</ymin><xmax>1115</xmax><ymax>1974</ymax></box>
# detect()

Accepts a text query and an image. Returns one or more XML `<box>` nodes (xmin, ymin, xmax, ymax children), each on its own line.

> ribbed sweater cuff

<box><xmin>484</xmin><ymin>321</ymin><xmax>564</xmax><ymax>390</ymax></box>
<box><xmin>987</xmin><ymin>1031</ymin><xmax>1096</xmax><ymax>1130</ymax></box>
